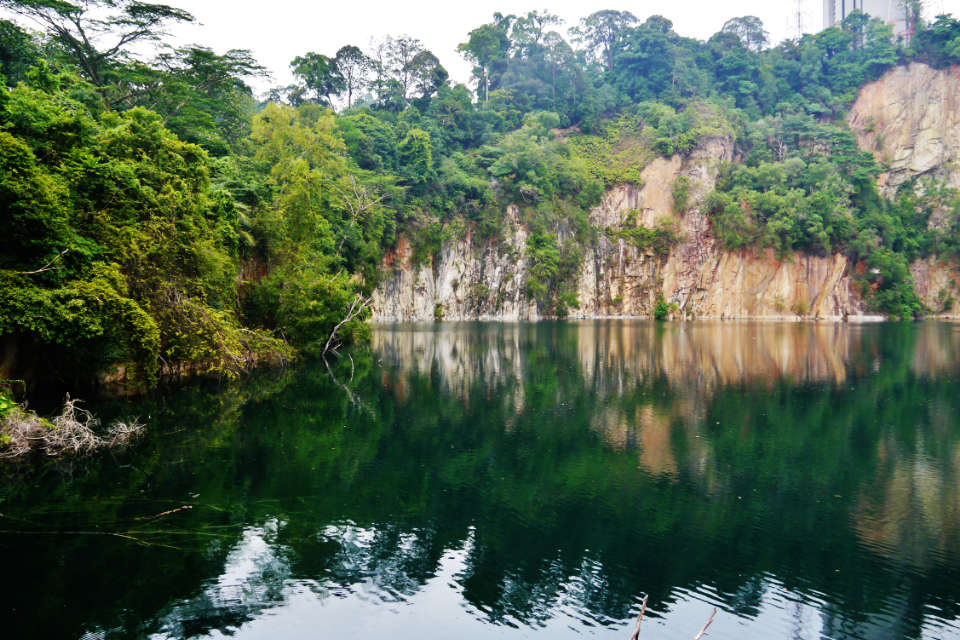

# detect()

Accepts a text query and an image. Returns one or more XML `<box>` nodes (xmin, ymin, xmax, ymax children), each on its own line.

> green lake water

<box><xmin>3</xmin><ymin>321</ymin><xmax>960</xmax><ymax>639</ymax></box>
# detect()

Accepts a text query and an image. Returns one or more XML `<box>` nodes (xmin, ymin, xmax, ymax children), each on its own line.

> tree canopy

<box><xmin>3</xmin><ymin>4</ymin><xmax>960</xmax><ymax>388</ymax></box>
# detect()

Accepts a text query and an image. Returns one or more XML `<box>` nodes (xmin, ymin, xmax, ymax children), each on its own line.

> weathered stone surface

<box><xmin>373</xmin><ymin>137</ymin><xmax>870</xmax><ymax>322</ymax></box>
<box><xmin>373</xmin><ymin>64</ymin><xmax>960</xmax><ymax>322</ymax></box>
<box><xmin>911</xmin><ymin>256</ymin><xmax>960</xmax><ymax>317</ymax></box>
<box><xmin>848</xmin><ymin>63</ymin><xmax>960</xmax><ymax>193</ymax></box>
<box><xmin>374</xmin><ymin>205</ymin><xmax>539</xmax><ymax>321</ymax></box>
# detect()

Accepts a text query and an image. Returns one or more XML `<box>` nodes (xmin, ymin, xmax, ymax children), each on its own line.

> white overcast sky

<box><xmin>166</xmin><ymin>0</ymin><xmax>960</xmax><ymax>94</ymax></box>
<box><xmin>6</xmin><ymin>0</ymin><xmax>960</xmax><ymax>95</ymax></box>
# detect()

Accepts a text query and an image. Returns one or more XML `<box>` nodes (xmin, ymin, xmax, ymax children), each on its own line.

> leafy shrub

<box><xmin>654</xmin><ymin>292</ymin><xmax>669</xmax><ymax>321</ymax></box>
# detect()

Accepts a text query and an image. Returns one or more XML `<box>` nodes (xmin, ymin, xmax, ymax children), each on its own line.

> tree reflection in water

<box><xmin>3</xmin><ymin>321</ymin><xmax>960</xmax><ymax>639</ymax></box>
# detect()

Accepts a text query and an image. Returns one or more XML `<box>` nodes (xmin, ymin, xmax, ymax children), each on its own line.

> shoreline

<box><xmin>371</xmin><ymin>313</ymin><xmax>900</xmax><ymax>323</ymax></box>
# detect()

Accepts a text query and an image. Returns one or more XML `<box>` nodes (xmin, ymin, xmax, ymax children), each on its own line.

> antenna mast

<box><xmin>794</xmin><ymin>0</ymin><xmax>808</xmax><ymax>37</ymax></box>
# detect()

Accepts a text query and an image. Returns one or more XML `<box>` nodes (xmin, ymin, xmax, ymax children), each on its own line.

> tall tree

<box><xmin>290</xmin><ymin>51</ymin><xmax>344</xmax><ymax>106</ymax></box>
<box><xmin>510</xmin><ymin>10</ymin><xmax>562</xmax><ymax>58</ymax></box>
<box><xmin>542</xmin><ymin>31</ymin><xmax>573</xmax><ymax>102</ymax></box>
<box><xmin>387</xmin><ymin>35</ymin><xmax>423</xmax><ymax>103</ymax></box>
<box><xmin>0</xmin><ymin>0</ymin><xmax>193</xmax><ymax>85</ymax></box>
<box><xmin>721</xmin><ymin>16</ymin><xmax>768</xmax><ymax>52</ymax></box>
<box><xmin>130</xmin><ymin>46</ymin><xmax>264</xmax><ymax>151</ymax></box>
<box><xmin>458</xmin><ymin>20</ymin><xmax>511</xmax><ymax>103</ymax></box>
<box><xmin>407</xmin><ymin>49</ymin><xmax>447</xmax><ymax>102</ymax></box>
<box><xmin>570</xmin><ymin>9</ymin><xmax>637</xmax><ymax>72</ymax></box>
<box><xmin>611</xmin><ymin>16</ymin><xmax>679</xmax><ymax>100</ymax></box>
<box><xmin>367</xmin><ymin>36</ymin><xmax>447</xmax><ymax>106</ymax></box>
<box><xmin>333</xmin><ymin>45</ymin><xmax>369</xmax><ymax>109</ymax></box>
<box><xmin>0</xmin><ymin>18</ymin><xmax>39</xmax><ymax>85</ymax></box>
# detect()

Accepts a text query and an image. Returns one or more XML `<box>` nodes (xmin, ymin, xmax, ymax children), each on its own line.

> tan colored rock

<box><xmin>910</xmin><ymin>256</ymin><xmax>960</xmax><ymax>317</ymax></box>
<box><xmin>374</xmin><ymin>207</ymin><xmax>539</xmax><ymax>321</ymax></box>
<box><xmin>373</xmin><ymin>135</ymin><xmax>872</xmax><ymax>322</ymax></box>
<box><xmin>849</xmin><ymin>63</ymin><xmax>960</xmax><ymax>193</ymax></box>
<box><xmin>374</xmin><ymin>64</ymin><xmax>960</xmax><ymax>322</ymax></box>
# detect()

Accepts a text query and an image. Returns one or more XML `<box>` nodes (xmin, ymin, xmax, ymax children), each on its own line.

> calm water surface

<box><xmin>3</xmin><ymin>321</ymin><xmax>960</xmax><ymax>639</ymax></box>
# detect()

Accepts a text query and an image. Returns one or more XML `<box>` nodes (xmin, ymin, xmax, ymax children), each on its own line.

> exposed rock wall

<box><xmin>374</xmin><ymin>205</ymin><xmax>537</xmax><ymax>321</ymax></box>
<box><xmin>849</xmin><ymin>63</ymin><xmax>960</xmax><ymax>194</ymax></box>
<box><xmin>373</xmin><ymin>137</ymin><xmax>870</xmax><ymax>321</ymax></box>
<box><xmin>911</xmin><ymin>256</ymin><xmax>960</xmax><ymax>317</ymax></box>
<box><xmin>374</xmin><ymin>63</ymin><xmax>960</xmax><ymax>322</ymax></box>
<box><xmin>850</xmin><ymin>63</ymin><xmax>960</xmax><ymax>317</ymax></box>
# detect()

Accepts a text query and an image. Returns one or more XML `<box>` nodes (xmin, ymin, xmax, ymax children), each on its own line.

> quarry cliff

<box><xmin>373</xmin><ymin>63</ymin><xmax>960</xmax><ymax>321</ymax></box>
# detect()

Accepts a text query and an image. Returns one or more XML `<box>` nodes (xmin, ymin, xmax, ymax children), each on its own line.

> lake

<box><xmin>3</xmin><ymin>321</ymin><xmax>960</xmax><ymax>639</ymax></box>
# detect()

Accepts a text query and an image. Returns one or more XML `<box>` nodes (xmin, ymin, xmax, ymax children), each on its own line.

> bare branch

<box><xmin>692</xmin><ymin>607</ymin><xmax>717</xmax><ymax>640</ymax></box>
<box><xmin>628</xmin><ymin>594</ymin><xmax>648</xmax><ymax>640</ymax></box>
<box><xmin>322</xmin><ymin>294</ymin><xmax>372</xmax><ymax>356</ymax></box>
<box><xmin>0</xmin><ymin>394</ymin><xmax>143</xmax><ymax>458</ymax></box>
<box><xmin>15</xmin><ymin>248</ymin><xmax>69</xmax><ymax>276</ymax></box>
<box><xmin>335</xmin><ymin>175</ymin><xmax>385</xmax><ymax>252</ymax></box>
<box><xmin>135</xmin><ymin>505</ymin><xmax>193</xmax><ymax>524</ymax></box>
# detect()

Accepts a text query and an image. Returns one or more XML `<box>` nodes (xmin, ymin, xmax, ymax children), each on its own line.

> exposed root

<box><xmin>0</xmin><ymin>394</ymin><xmax>144</xmax><ymax>459</ymax></box>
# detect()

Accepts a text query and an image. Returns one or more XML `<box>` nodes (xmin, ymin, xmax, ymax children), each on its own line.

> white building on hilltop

<box><xmin>822</xmin><ymin>0</ymin><xmax>914</xmax><ymax>37</ymax></box>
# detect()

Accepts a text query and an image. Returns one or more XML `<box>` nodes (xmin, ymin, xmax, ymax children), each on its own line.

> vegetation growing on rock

<box><xmin>2</xmin><ymin>1</ymin><xmax>960</xmax><ymax>392</ymax></box>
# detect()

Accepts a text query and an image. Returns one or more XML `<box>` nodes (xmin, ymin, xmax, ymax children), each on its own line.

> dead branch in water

<box><xmin>0</xmin><ymin>394</ymin><xmax>144</xmax><ymax>459</ymax></box>
<box><xmin>323</xmin><ymin>294</ymin><xmax>372</xmax><ymax>356</ymax></box>
<box><xmin>0</xmin><ymin>528</ymin><xmax>183</xmax><ymax>550</ymax></box>
<box><xmin>47</xmin><ymin>395</ymin><xmax>102</xmax><ymax>454</ymax></box>
<box><xmin>135</xmin><ymin>505</ymin><xmax>193</xmax><ymax>523</ymax></box>
<box><xmin>692</xmin><ymin>607</ymin><xmax>717</xmax><ymax>640</ymax></box>
<box><xmin>628</xmin><ymin>594</ymin><xmax>648</xmax><ymax>640</ymax></box>
<box><xmin>0</xmin><ymin>504</ymin><xmax>200</xmax><ymax>551</ymax></box>
<box><xmin>626</xmin><ymin>599</ymin><xmax>717</xmax><ymax>640</ymax></box>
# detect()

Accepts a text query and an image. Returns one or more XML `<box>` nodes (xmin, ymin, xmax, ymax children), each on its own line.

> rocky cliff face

<box><xmin>571</xmin><ymin>138</ymin><xmax>867</xmax><ymax>320</ymax></box>
<box><xmin>848</xmin><ymin>63</ymin><xmax>960</xmax><ymax>195</ymax></box>
<box><xmin>373</xmin><ymin>137</ymin><xmax>870</xmax><ymax>321</ymax></box>
<box><xmin>374</xmin><ymin>63</ymin><xmax>960</xmax><ymax>322</ymax></box>
<box><xmin>848</xmin><ymin>63</ymin><xmax>960</xmax><ymax>317</ymax></box>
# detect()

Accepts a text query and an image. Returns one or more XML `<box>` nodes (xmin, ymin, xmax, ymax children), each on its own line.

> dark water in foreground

<box><xmin>3</xmin><ymin>321</ymin><xmax>960</xmax><ymax>639</ymax></box>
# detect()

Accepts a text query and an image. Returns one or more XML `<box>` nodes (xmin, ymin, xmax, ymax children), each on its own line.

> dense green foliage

<box><xmin>0</xmin><ymin>64</ymin><xmax>285</xmax><ymax>386</ymax></box>
<box><xmin>3</xmin><ymin>1</ymin><xmax>960</xmax><ymax>388</ymax></box>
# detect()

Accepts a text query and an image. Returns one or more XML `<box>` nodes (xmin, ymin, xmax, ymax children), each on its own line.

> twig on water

<box><xmin>0</xmin><ymin>529</ymin><xmax>183</xmax><ymax>550</ymax></box>
<box><xmin>134</xmin><ymin>505</ymin><xmax>193</xmax><ymax>524</ymax></box>
<box><xmin>693</xmin><ymin>607</ymin><xmax>718</xmax><ymax>640</ymax></box>
<box><xmin>626</xmin><ymin>598</ymin><xmax>716</xmax><ymax>640</ymax></box>
<box><xmin>628</xmin><ymin>594</ymin><xmax>648</xmax><ymax>640</ymax></box>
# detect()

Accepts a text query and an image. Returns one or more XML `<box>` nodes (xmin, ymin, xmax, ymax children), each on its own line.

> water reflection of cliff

<box><xmin>373</xmin><ymin>321</ymin><xmax>960</xmax><ymax>574</ymax></box>
<box><xmin>9</xmin><ymin>322</ymin><xmax>960</xmax><ymax>640</ymax></box>
<box><xmin>853</xmin><ymin>442</ymin><xmax>960</xmax><ymax>571</ymax></box>
<box><xmin>374</xmin><ymin>322</ymin><xmax>960</xmax><ymax>397</ymax></box>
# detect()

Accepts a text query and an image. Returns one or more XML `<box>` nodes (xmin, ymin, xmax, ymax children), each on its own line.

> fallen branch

<box><xmin>135</xmin><ymin>505</ymin><xmax>193</xmax><ymax>524</ymax></box>
<box><xmin>693</xmin><ymin>607</ymin><xmax>717</xmax><ymax>640</ymax></box>
<box><xmin>0</xmin><ymin>529</ymin><xmax>185</xmax><ymax>550</ymax></box>
<box><xmin>628</xmin><ymin>594</ymin><xmax>648</xmax><ymax>640</ymax></box>
<box><xmin>0</xmin><ymin>394</ymin><xmax>144</xmax><ymax>459</ymax></box>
